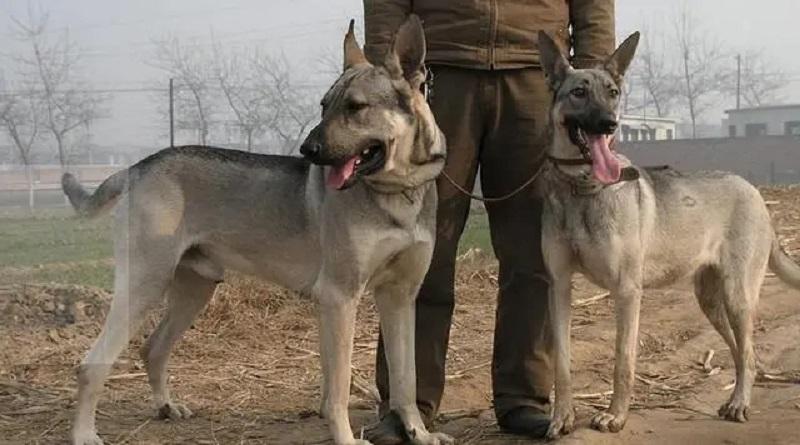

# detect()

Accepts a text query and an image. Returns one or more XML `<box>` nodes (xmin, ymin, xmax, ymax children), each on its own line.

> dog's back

<box><xmin>64</xmin><ymin>145</ymin><xmax>326</xmax><ymax>290</ymax></box>
<box><xmin>638</xmin><ymin>167</ymin><xmax>773</xmax><ymax>287</ymax></box>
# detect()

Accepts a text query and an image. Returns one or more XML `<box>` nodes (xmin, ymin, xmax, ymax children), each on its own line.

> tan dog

<box><xmin>537</xmin><ymin>31</ymin><xmax>800</xmax><ymax>439</ymax></box>
<box><xmin>63</xmin><ymin>16</ymin><xmax>453</xmax><ymax>445</ymax></box>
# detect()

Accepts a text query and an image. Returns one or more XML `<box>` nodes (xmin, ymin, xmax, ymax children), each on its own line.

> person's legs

<box><xmin>374</xmin><ymin>65</ymin><xmax>484</xmax><ymax>423</ymax></box>
<box><xmin>478</xmin><ymin>68</ymin><xmax>553</xmax><ymax>432</ymax></box>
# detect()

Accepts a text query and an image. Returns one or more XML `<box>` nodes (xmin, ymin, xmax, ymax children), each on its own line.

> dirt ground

<box><xmin>2</xmin><ymin>187</ymin><xmax>800</xmax><ymax>444</ymax></box>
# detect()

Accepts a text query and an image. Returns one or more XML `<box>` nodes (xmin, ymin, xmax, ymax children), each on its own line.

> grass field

<box><xmin>0</xmin><ymin>208</ymin><xmax>114</xmax><ymax>288</ymax></box>
<box><xmin>0</xmin><ymin>207</ymin><xmax>492</xmax><ymax>289</ymax></box>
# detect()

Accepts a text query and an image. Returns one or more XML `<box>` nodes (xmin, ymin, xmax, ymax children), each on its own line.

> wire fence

<box><xmin>0</xmin><ymin>164</ymin><xmax>120</xmax><ymax>210</ymax></box>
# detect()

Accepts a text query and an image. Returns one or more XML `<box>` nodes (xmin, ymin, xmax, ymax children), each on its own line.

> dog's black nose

<box><xmin>300</xmin><ymin>141</ymin><xmax>322</xmax><ymax>158</ymax></box>
<box><xmin>599</xmin><ymin>118</ymin><xmax>618</xmax><ymax>134</ymax></box>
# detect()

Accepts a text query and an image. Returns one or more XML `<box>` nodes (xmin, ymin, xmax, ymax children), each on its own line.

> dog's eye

<box><xmin>571</xmin><ymin>87</ymin><xmax>586</xmax><ymax>98</ymax></box>
<box><xmin>348</xmin><ymin>100</ymin><xmax>368</xmax><ymax>113</ymax></box>
<box><xmin>609</xmin><ymin>88</ymin><xmax>620</xmax><ymax>99</ymax></box>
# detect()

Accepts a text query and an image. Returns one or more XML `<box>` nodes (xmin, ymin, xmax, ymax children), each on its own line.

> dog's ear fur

<box><xmin>385</xmin><ymin>14</ymin><xmax>426</xmax><ymax>87</ymax></box>
<box><xmin>343</xmin><ymin>19</ymin><xmax>368</xmax><ymax>70</ymax></box>
<box><xmin>538</xmin><ymin>31</ymin><xmax>572</xmax><ymax>90</ymax></box>
<box><xmin>604</xmin><ymin>32</ymin><xmax>640</xmax><ymax>84</ymax></box>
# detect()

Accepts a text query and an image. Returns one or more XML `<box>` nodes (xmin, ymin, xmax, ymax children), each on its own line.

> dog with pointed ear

<box><xmin>383</xmin><ymin>14</ymin><xmax>427</xmax><ymax>92</ymax></box>
<box><xmin>302</xmin><ymin>15</ymin><xmax>445</xmax><ymax>192</ymax></box>
<box><xmin>538</xmin><ymin>30</ymin><xmax>641</xmax><ymax>89</ymax></box>
<box><xmin>343</xmin><ymin>19</ymin><xmax>369</xmax><ymax>70</ymax></box>
<box><xmin>382</xmin><ymin>14</ymin><xmax>445</xmax><ymax>175</ymax></box>
<box><xmin>535</xmin><ymin>31</ymin><xmax>641</xmax><ymax>186</ymax></box>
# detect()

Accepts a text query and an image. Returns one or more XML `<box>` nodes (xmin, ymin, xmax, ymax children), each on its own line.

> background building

<box><xmin>723</xmin><ymin>104</ymin><xmax>800</xmax><ymax>137</ymax></box>
<box><xmin>620</xmin><ymin>115</ymin><xmax>679</xmax><ymax>142</ymax></box>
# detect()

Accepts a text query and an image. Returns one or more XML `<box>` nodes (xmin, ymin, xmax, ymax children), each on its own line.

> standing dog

<box><xmin>536</xmin><ymin>31</ymin><xmax>800</xmax><ymax>439</ymax></box>
<box><xmin>63</xmin><ymin>16</ymin><xmax>453</xmax><ymax>445</ymax></box>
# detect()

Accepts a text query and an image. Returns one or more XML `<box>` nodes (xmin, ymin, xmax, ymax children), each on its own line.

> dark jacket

<box><xmin>364</xmin><ymin>0</ymin><xmax>616</xmax><ymax>70</ymax></box>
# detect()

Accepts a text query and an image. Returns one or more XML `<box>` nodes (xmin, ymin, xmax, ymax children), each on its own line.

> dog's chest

<box><xmin>547</xmin><ymin>190</ymin><xmax>628</xmax><ymax>244</ymax></box>
<box><xmin>544</xmin><ymin>185</ymin><xmax>645</xmax><ymax>283</ymax></box>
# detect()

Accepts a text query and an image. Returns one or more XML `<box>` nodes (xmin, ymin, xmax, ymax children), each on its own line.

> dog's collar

<box><xmin>547</xmin><ymin>155</ymin><xmax>593</xmax><ymax>166</ymax></box>
<box><xmin>546</xmin><ymin>157</ymin><xmax>640</xmax><ymax>195</ymax></box>
<box><xmin>363</xmin><ymin>181</ymin><xmax>431</xmax><ymax>205</ymax></box>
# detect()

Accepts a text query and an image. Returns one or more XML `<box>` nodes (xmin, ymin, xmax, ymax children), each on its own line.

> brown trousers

<box><xmin>376</xmin><ymin>65</ymin><xmax>553</xmax><ymax>420</ymax></box>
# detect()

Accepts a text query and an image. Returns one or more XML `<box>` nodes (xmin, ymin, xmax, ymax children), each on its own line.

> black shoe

<box><xmin>497</xmin><ymin>406</ymin><xmax>551</xmax><ymax>438</ymax></box>
<box><xmin>363</xmin><ymin>411</ymin><xmax>407</xmax><ymax>445</ymax></box>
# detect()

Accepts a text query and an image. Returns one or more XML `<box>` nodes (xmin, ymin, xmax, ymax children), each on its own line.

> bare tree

<box><xmin>733</xmin><ymin>50</ymin><xmax>787</xmax><ymax>107</ymax></box>
<box><xmin>154</xmin><ymin>35</ymin><xmax>318</xmax><ymax>153</ymax></box>
<box><xmin>631</xmin><ymin>22</ymin><xmax>678</xmax><ymax>118</ymax></box>
<box><xmin>211</xmin><ymin>41</ymin><xmax>270</xmax><ymax>151</ymax></box>
<box><xmin>0</xmin><ymin>88</ymin><xmax>42</xmax><ymax>209</ymax></box>
<box><xmin>316</xmin><ymin>46</ymin><xmax>344</xmax><ymax>80</ymax></box>
<box><xmin>620</xmin><ymin>73</ymin><xmax>637</xmax><ymax>115</ymax></box>
<box><xmin>153</xmin><ymin>36</ymin><xmax>217</xmax><ymax>145</ymax></box>
<box><xmin>672</xmin><ymin>5</ymin><xmax>730</xmax><ymax>138</ymax></box>
<box><xmin>11</xmin><ymin>5</ymin><xmax>100</xmax><ymax>167</ymax></box>
<box><xmin>252</xmin><ymin>53</ymin><xmax>318</xmax><ymax>154</ymax></box>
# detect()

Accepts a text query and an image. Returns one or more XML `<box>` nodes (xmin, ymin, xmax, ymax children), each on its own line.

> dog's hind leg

<box><xmin>141</xmin><ymin>263</ymin><xmax>218</xmax><ymax>421</ymax></box>
<box><xmin>73</xmin><ymin>238</ymin><xmax>177</xmax><ymax>445</ymax></box>
<box><xmin>717</xmin><ymin>272</ymin><xmax>763</xmax><ymax>423</ymax></box>
<box><xmin>694</xmin><ymin>266</ymin><xmax>738</xmax><ymax>362</ymax></box>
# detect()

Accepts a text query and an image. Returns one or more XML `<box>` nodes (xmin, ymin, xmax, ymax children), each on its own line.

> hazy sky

<box><xmin>1</xmin><ymin>0</ymin><xmax>798</xmax><ymax>149</ymax></box>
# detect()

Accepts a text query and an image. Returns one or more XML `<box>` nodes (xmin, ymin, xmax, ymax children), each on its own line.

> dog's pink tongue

<box><xmin>326</xmin><ymin>156</ymin><xmax>358</xmax><ymax>190</ymax></box>
<box><xmin>587</xmin><ymin>134</ymin><xmax>621</xmax><ymax>184</ymax></box>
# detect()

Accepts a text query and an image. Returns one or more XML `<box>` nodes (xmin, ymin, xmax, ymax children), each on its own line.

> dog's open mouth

<box><xmin>567</xmin><ymin>122</ymin><xmax>621</xmax><ymax>185</ymax></box>
<box><xmin>326</xmin><ymin>143</ymin><xmax>386</xmax><ymax>190</ymax></box>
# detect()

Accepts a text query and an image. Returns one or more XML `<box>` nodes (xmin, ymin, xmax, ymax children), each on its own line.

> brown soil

<box><xmin>2</xmin><ymin>187</ymin><xmax>800</xmax><ymax>444</ymax></box>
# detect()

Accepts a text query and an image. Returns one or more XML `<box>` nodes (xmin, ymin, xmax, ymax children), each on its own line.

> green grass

<box><xmin>0</xmin><ymin>207</ymin><xmax>493</xmax><ymax>290</ymax></box>
<box><xmin>0</xmin><ymin>208</ymin><xmax>114</xmax><ymax>289</ymax></box>
<box><xmin>458</xmin><ymin>209</ymin><xmax>493</xmax><ymax>255</ymax></box>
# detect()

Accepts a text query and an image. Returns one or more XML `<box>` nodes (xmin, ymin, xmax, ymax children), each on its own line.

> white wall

<box><xmin>620</xmin><ymin>116</ymin><xmax>678</xmax><ymax>141</ymax></box>
<box><xmin>726</xmin><ymin>107</ymin><xmax>800</xmax><ymax>136</ymax></box>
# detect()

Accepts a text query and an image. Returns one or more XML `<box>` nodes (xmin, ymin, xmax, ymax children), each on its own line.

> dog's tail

<box><xmin>62</xmin><ymin>169</ymin><xmax>129</xmax><ymax>218</ymax></box>
<box><xmin>769</xmin><ymin>239</ymin><xmax>800</xmax><ymax>290</ymax></box>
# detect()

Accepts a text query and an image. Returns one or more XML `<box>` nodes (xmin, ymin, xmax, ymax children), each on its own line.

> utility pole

<box><xmin>736</xmin><ymin>54</ymin><xmax>741</xmax><ymax>110</ymax></box>
<box><xmin>169</xmin><ymin>78</ymin><xmax>175</xmax><ymax>148</ymax></box>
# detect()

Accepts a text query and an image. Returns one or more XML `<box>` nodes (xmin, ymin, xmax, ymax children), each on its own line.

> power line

<box><xmin>0</xmin><ymin>17</ymin><xmax>350</xmax><ymax>60</ymax></box>
<box><xmin>0</xmin><ymin>4</ymin><xmax>251</xmax><ymax>38</ymax></box>
<box><xmin>0</xmin><ymin>83</ymin><xmax>329</xmax><ymax>97</ymax></box>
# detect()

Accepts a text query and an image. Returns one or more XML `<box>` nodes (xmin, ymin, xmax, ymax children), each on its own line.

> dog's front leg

<box><xmin>318</xmin><ymin>286</ymin><xmax>369</xmax><ymax>445</ymax></box>
<box><xmin>545</xmin><ymin>272</ymin><xmax>575</xmax><ymax>440</ymax></box>
<box><xmin>542</xmin><ymin>221</ymin><xmax>576</xmax><ymax>440</ymax></box>
<box><xmin>373</xmin><ymin>279</ymin><xmax>454</xmax><ymax>445</ymax></box>
<box><xmin>591</xmin><ymin>279</ymin><xmax>643</xmax><ymax>433</ymax></box>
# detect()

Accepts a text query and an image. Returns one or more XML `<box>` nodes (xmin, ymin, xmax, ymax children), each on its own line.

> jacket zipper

<box><xmin>489</xmin><ymin>0</ymin><xmax>498</xmax><ymax>69</ymax></box>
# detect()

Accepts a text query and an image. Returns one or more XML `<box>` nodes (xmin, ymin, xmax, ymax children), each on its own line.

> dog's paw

<box><xmin>157</xmin><ymin>402</ymin><xmax>193</xmax><ymax>421</ymax></box>
<box><xmin>590</xmin><ymin>411</ymin><xmax>627</xmax><ymax>433</ymax></box>
<box><xmin>412</xmin><ymin>431</ymin><xmax>455</xmax><ymax>445</ymax></box>
<box><xmin>718</xmin><ymin>399</ymin><xmax>749</xmax><ymax>422</ymax></box>
<box><xmin>73</xmin><ymin>430</ymin><xmax>104</xmax><ymax>445</ymax></box>
<box><xmin>546</xmin><ymin>405</ymin><xmax>575</xmax><ymax>440</ymax></box>
<box><xmin>405</xmin><ymin>426</ymin><xmax>454</xmax><ymax>445</ymax></box>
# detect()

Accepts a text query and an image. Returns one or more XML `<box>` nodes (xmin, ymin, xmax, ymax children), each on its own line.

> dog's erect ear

<box><xmin>385</xmin><ymin>14</ymin><xmax>426</xmax><ymax>85</ymax></box>
<box><xmin>343</xmin><ymin>19</ymin><xmax>368</xmax><ymax>70</ymax></box>
<box><xmin>604</xmin><ymin>32</ymin><xmax>640</xmax><ymax>83</ymax></box>
<box><xmin>538</xmin><ymin>31</ymin><xmax>571</xmax><ymax>90</ymax></box>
